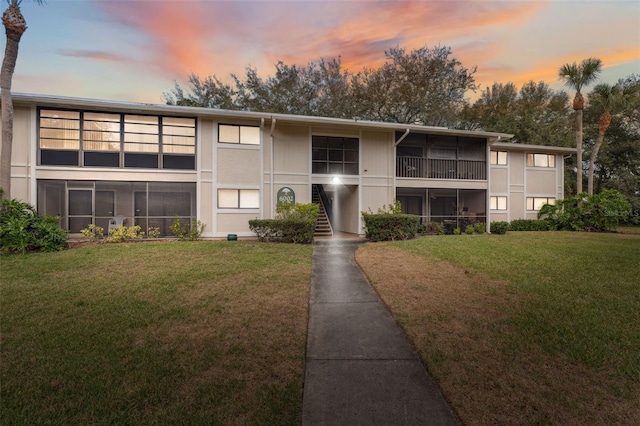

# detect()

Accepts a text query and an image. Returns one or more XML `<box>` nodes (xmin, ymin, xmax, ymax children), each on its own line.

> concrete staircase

<box><xmin>312</xmin><ymin>185</ymin><xmax>333</xmax><ymax>237</ymax></box>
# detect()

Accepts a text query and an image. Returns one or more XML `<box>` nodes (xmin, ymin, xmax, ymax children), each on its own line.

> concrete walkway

<box><xmin>302</xmin><ymin>238</ymin><xmax>458</xmax><ymax>425</ymax></box>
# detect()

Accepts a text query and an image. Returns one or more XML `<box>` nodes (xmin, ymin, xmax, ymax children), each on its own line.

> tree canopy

<box><xmin>164</xmin><ymin>49</ymin><xmax>639</xmax><ymax>211</ymax></box>
<box><xmin>164</xmin><ymin>45</ymin><xmax>476</xmax><ymax>127</ymax></box>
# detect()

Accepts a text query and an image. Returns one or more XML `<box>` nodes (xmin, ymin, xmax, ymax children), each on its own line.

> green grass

<box><xmin>395</xmin><ymin>232</ymin><xmax>640</xmax><ymax>379</ymax></box>
<box><xmin>1</xmin><ymin>241</ymin><xmax>312</xmax><ymax>425</ymax></box>
<box><xmin>358</xmin><ymin>232</ymin><xmax>640</xmax><ymax>424</ymax></box>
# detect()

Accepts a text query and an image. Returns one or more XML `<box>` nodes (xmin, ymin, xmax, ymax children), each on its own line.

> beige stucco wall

<box><xmin>526</xmin><ymin>169</ymin><xmax>557</xmax><ymax>195</ymax></box>
<box><xmin>217</xmin><ymin>148</ymin><xmax>261</xmax><ymax>185</ymax></box>
<box><xmin>9</xmin><ymin>106</ymin><xmax>33</xmax><ymax>203</ymax></box>
<box><xmin>361</xmin><ymin>130</ymin><xmax>391</xmax><ymax>176</ymax></box>
<box><xmin>273</xmin><ymin>125</ymin><xmax>310</xmax><ymax>174</ymax></box>
<box><xmin>490</xmin><ymin>167</ymin><xmax>508</xmax><ymax>193</ymax></box>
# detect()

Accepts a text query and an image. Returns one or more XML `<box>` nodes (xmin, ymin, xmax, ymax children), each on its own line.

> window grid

<box><xmin>526</xmin><ymin>197</ymin><xmax>556</xmax><ymax>211</ymax></box>
<box><xmin>490</xmin><ymin>196</ymin><xmax>507</xmax><ymax>210</ymax></box>
<box><xmin>218</xmin><ymin>189</ymin><xmax>260</xmax><ymax>209</ymax></box>
<box><xmin>312</xmin><ymin>135</ymin><xmax>359</xmax><ymax>175</ymax></box>
<box><xmin>526</xmin><ymin>153</ymin><xmax>555</xmax><ymax>168</ymax></box>
<box><xmin>38</xmin><ymin>108</ymin><xmax>196</xmax><ymax>170</ymax></box>
<box><xmin>490</xmin><ymin>151</ymin><xmax>508</xmax><ymax>165</ymax></box>
<box><xmin>218</xmin><ymin>124</ymin><xmax>260</xmax><ymax>145</ymax></box>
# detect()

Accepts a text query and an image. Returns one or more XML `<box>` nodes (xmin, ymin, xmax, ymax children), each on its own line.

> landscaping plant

<box><xmin>0</xmin><ymin>198</ymin><xmax>67</xmax><ymax>253</ymax></box>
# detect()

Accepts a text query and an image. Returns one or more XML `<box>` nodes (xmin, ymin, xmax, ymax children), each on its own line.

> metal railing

<box><xmin>397</xmin><ymin>157</ymin><xmax>486</xmax><ymax>180</ymax></box>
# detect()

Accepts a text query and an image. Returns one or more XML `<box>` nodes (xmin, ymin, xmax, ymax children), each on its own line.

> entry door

<box><xmin>67</xmin><ymin>189</ymin><xmax>115</xmax><ymax>234</ymax></box>
<box><xmin>68</xmin><ymin>189</ymin><xmax>93</xmax><ymax>233</ymax></box>
<box><xmin>95</xmin><ymin>191</ymin><xmax>115</xmax><ymax>233</ymax></box>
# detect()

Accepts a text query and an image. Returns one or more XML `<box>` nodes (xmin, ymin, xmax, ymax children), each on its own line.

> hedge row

<box><xmin>362</xmin><ymin>213</ymin><xmax>419</xmax><ymax>242</ymax></box>
<box><xmin>248</xmin><ymin>219</ymin><xmax>316</xmax><ymax>244</ymax></box>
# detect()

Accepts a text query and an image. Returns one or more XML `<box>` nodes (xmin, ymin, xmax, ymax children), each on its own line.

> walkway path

<box><xmin>302</xmin><ymin>238</ymin><xmax>458</xmax><ymax>425</ymax></box>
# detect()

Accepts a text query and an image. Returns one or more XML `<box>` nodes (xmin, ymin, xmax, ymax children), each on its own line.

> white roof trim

<box><xmin>11</xmin><ymin>92</ymin><xmax>514</xmax><ymax>140</ymax></box>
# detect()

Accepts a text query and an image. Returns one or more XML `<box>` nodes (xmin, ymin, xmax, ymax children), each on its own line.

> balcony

<box><xmin>397</xmin><ymin>156</ymin><xmax>486</xmax><ymax>180</ymax></box>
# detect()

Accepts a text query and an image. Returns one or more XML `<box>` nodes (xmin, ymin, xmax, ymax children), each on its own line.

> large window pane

<box><xmin>239</xmin><ymin>190</ymin><xmax>259</xmax><ymax>208</ymax></box>
<box><xmin>240</xmin><ymin>126</ymin><xmax>260</xmax><ymax>144</ymax></box>
<box><xmin>219</xmin><ymin>125</ymin><xmax>239</xmax><ymax>143</ymax></box>
<box><xmin>218</xmin><ymin>189</ymin><xmax>239</xmax><ymax>208</ymax></box>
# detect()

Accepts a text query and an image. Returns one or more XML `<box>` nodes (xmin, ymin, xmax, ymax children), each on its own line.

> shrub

<box><xmin>474</xmin><ymin>222</ymin><xmax>486</xmax><ymax>234</ymax></box>
<box><xmin>170</xmin><ymin>218</ymin><xmax>206</xmax><ymax>241</ymax></box>
<box><xmin>490</xmin><ymin>221</ymin><xmax>509</xmax><ymax>235</ymax></box>
<box><xmin>249</xmin><ymin>218</ymin><xmax>315</xmax><ymax>244</ymax></box>
<box><xmin>80</xmin><ymin>224</ymin><xmax>105</xmax><ymax>241</ymax></box>
<box><xmin>452</xmin><ymin>227</ymin><xmax>461</xmax><ymax>235</ymax></box>
<box><xmin>539</xmin><ymin>190</ymin><xmax>631</xmax><ymax>232</ymax></box>
<box><xmin>509</xmin><ymin>219</ymin><xmax>550</xmax><ymax>231</ymax></box>
<box><xmin>419</xmin><ymin>221</ymin><xmax>444</xmax><ymax>235</ymax></box>
<box><xmin>361</xmin><ymin>213</ymin><xmax>419</xmax><ymax>242</ymax></box>
<box><xmin>0</xmin><ymin>198</ymin><xmax>68</xmax><ymax>254</ymax></box>
<box><xmin>147</xmin><ymin>227</ymin><xmax>161</xmax><ymax>239</ymax></box>
<box><xmin>106</xmin><ymin>225</ymin><xmax>145</xmax><ymax>243</ymax></box>
<box><xmin>276</xmin><ymin>202</ymin><xmax>319</xmax><ymax>221</ymax></box>
<box><xmin>465</xmin><ymin>225</ymin><xmax>475</xmax><ymax>235</ymax></box>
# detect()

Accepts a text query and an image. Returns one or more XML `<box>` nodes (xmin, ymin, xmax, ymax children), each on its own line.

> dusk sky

<box><xmin>6</xmin><ymin>0</ymin><xmax>640</xmax><ymax>105</ymax></box>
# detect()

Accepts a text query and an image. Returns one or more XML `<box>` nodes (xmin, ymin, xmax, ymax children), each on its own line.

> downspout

<box><xmin>270</xmin><ymin>118</ymin><xmax>276</xmax><ymax>219</ymax></box>
<box><xmin>393</xmin><ymin>128</ymin><xmax>410</xmax><ymax>203</ymax></box>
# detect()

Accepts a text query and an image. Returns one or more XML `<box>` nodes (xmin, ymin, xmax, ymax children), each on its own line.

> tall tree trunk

<box><xmin>587</xmin><ymin>130</ymin><xmax>605</xmax><ymax>195</ymax></box>
<box><xmin>1</xmin><ymin>4</ymin><xmax>26</xmax><ymax>200</ymax></box>
<box><xmin>588</xmin><ymin>112</ymin><xmax>611</xmax><ymax>195</ymax></box>
<box><xmin>575</xmin><ymin>108</ymin><xmax>583</xmax><ymax>194</ymax></box>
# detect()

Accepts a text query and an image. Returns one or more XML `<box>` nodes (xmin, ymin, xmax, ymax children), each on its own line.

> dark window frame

<box><xmin>37</xmin><ymin>107</ymin><xmax>197</xmax><ymax>170</ymax></box>
<box><xmin>311</xmin><ymin>135</ymin><xmax>359</xmax><ymax>175</ymax></box>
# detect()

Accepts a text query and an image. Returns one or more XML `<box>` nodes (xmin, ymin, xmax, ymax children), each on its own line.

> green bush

<box><xmin>490</xmin><ymin>221</ymin><xmax>509</xmax><ymax>235</ymax></box>
<box><xmin>452</xmin><ymin>227</ymin><xmax>461</xmax><ymax>235</ymax></box>
<box><xmin>170</xmin><ymin>218</ymin><xmax>206</xmax><ymax>241</ymax></box>
<box><xmin>474</xmin><ymin>222</ymin><xmax>486</xmax><ymax>234</ymax></box>
<box><xmin>465</xmin><ymin>225</ymin><xmax>475</xmax><ymax>235</ymax></box>
<box><xmin>248</xmin><ymin>202</ymin><xmax>318</xmax><ymax>244</ymax></box>
<box><xmin>249</xmin><ymin>218</ymin><xmax>315</xmax><ymax>244</ymax></box>
<box><xmin>361</xmin><ymin>213</ymin><xmax>419</xmax><ymax>242</ymax></box>
<box><xmin>509</xmin><ymin>219</ymin><xmax>550</xmax><ymax>231</ymax></box>
<box><xmin>80</xmin><ymin>224</ymin><xmax>105</xmax><ymax>241</ymax></box>
<box><xmin>0</xmin><ymin>198</ymin><xmax>68</xmax><ymax>254</ymax></box>
<box><xmin>419</xmin><ymin>221</ymin><xmax>444</xmax><ymax>235</ymax></box>
<box><xmin>106</xmin><ymin>225</ymin><xmax>145</xmax><ymax>243</ymax></box>
<box><xmin>276</xmin><ymin>202</ymin><xmax>319</xmax><ymax>221</ymax></box>
<box><xmin>539</xmin><ymin>190</ymin><xmax>631</xmax><ymax>232</ymax></box>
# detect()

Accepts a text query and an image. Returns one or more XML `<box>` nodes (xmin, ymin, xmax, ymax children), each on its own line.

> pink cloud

<box><xmin>58</xmin><ymin>49</ymin><xmax>128</xmax><ymax>62</ymax></box>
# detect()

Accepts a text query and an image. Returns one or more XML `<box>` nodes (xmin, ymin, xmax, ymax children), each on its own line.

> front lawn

<box><xmin>1</xmin><ymin>241</ymin><xmax>312</xmax><ymax>425</ymax></box>
<box><xmin>356</xmin><ymin>232</ymin><xmax>640</xmax><ymax>425</ymax></box>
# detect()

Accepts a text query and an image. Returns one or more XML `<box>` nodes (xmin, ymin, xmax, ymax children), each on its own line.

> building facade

<box><xmin>5</xmin><ymin>93</ymin><xmax>574</xmax><ymax>237</ymax></box>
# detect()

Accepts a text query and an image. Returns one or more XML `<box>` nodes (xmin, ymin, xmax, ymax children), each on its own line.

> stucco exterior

<box><xmin>3</xmin><ymin>93</ymin><xmax>575</xmax><ymax>237</ymax></box>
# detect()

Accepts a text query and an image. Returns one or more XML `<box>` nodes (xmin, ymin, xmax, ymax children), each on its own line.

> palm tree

<box><xmin>558</xmin><ymin>58</ymin><xmax>602</xmax><ymax>194</ymax></box>
<box><xmin>586</xmin><ymin>81</ymin><xmax>639</xmax><ymax>195</ymax></box>
<box><xmin>1</xmin><ymin>0</ymin><xmax>41</xmax><ymax>200</ymax></box>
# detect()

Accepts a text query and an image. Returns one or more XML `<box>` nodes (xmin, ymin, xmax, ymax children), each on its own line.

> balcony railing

<box><xmin>397</xmin><ymin>156</ymin><xmax>486</xmax><ymax>180</ymax></box>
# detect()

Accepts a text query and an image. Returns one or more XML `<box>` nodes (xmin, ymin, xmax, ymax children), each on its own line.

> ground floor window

<box><xmin>526</xmin><ymin>197</ymin><xmax>555</xmax><ymax>211</ymax></box>
<box><xmin>490</xmin><ymin>196</ymin><xmax>507</xmax><ymax>210</ymax></box>
<box><xmin>37</xmin><ymin>180</ymin><xmax>196</xmax><ymax>236</ymax></box>
<box><xmin>217</xmin><ymin>189</ymin><xmax>260</xmax><ymax>209</ymax></box>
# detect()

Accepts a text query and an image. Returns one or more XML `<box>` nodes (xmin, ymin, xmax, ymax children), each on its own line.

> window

<box><xmin>312</xmin><ymin>135</ymin><xmax>359</xmax><ymax>175</ymax></box>
<box><xmin>219</xmin><ymin>124</ymin><xmax>260</xmax><ymax>145</ymax></box>
<box><xmin>218</xmin><ymin>189</ymin><xmax>260</xmax><ymax>208</ymax></box>
<box><xmin>490</xmin><ymin>151</ymin><xmax>508</xmax><ymax>165</ymax></box>
<box><xmin>526</xmin><ymin>197</ymin><xmax>555</xmax><ymax>211</ymax></box>
<box><xmin>38</xmin><ymin>109</ymin><xmax>196</xmax><ymax>170</ymax></box>
<box><xmin>526</xmin><ymin>153</ymin><xmax>555</xmax><ymax>168</ymax></box>
<box><xmin>490</xmin><ymin>196</ymin><xmax>507</xmax><ymax>210</ymax></box>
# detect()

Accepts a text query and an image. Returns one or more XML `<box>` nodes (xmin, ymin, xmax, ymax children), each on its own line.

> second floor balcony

<box><xmin>397</xmin><ymin>156</ymin><xmax>486</xmax><ymax>180</ymax></box>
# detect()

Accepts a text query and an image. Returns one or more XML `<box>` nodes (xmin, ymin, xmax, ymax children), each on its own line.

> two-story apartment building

<box><xmin>5</xmin><ymin>93</ymin><xmax>574</xmax><ymax>237</ymax></box>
